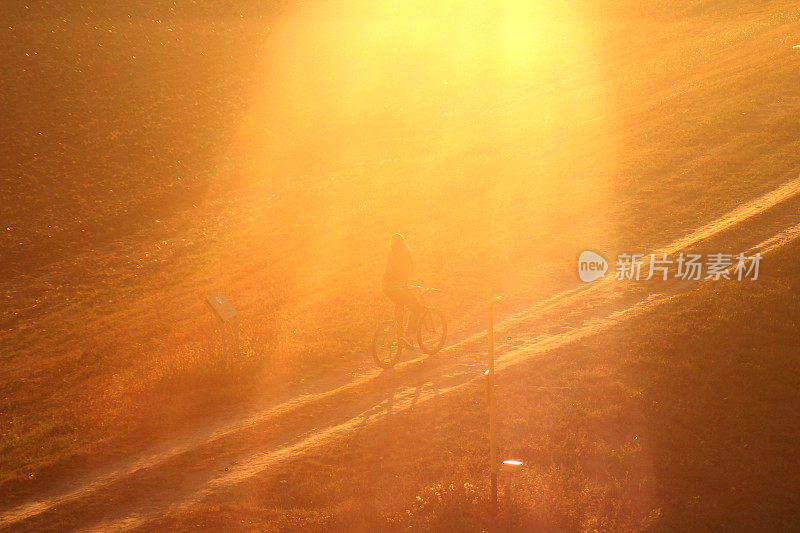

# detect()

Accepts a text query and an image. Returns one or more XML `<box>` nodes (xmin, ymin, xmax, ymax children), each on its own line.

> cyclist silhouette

<box><xmin>382</xmin><ymin>233</ymin><xmax>421</xmax><ymax>348</ymax></box>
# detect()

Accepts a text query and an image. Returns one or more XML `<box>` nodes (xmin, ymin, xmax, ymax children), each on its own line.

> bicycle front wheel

<box><xmin>417</xmin><ymin>308</ymin><xmax>447</xmax><ymax>354</ymax></box>
<box><xmin>373</xmin><ymin>319</ymin><xmax>403</xmax><ymax>368</ymax></box>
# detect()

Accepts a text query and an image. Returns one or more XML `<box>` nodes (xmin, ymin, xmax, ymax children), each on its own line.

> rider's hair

<box><xmin>390</xmin><ymin>233</ymin><xmax>409</xmax><ymax>251</ymax></box>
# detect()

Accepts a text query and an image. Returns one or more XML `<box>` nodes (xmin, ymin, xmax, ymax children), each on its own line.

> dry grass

<box><xmin>2</xmin><ymin>0</ymin><xmax>800</xmax><ymax>518</ymax></box>
<box><xmin>148</xmin><ymin>227</ymin><xmax>800</xmax><ymax>532</ymax></box>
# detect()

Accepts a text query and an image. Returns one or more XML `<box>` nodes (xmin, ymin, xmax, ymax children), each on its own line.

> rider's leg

<box><xmin>385</xmin><ymin>285</ymin><xmax>417</xmax><ymax>346</ymax></box>
<box><xmin>400</xmin><ymin>288</ymin><xmax>422</xmax><ymax>337</ymax></box>
<box><xmin>384</xmin><ymin>285</ymin><xmax>404</xmax><ymax>330</ymax></box>
<box><xmin>407</xmin><ymin>304</ymin><xmax>421</xmax><ymax>337</ymax></box>
<box><xmin>394</xmin><ymin>301</ymin><xmax>404</xmax><ymax>330</ymax></box>
<box><xmin>386</xmin><ymin>290</ymin><xmax>409</xmax><ymax>345</ymax></box>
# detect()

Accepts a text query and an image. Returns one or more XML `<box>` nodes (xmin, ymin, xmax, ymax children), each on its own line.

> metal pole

<box><xmin>501</xmin><ymin>460</ymin><xmax>523</xmax><ymax>530</ymax></box>
<box><xmin>220</xmin><ymin>320</ymin><xmax>228</xmax><ymax>366</ymax></box>
<box><xmin>505</xmin><ymin>475</ymin><xmax>512</xmax><ymax>530</ymax></box>
<box><xmin>488</xmin><ymin>297</ymin><xmax>500</xmax><ymax>516</ymax></box>
<box><xmin>233</xmin><ymin>317</ymin><xmax>240</xmax><ymax>356</ymax></box>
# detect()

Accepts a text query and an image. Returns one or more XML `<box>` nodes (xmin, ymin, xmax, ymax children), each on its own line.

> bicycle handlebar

<box><xmin>409</xmin><ymin>284</ymin><xmax>441</xmax><ymax>294</ymax></box>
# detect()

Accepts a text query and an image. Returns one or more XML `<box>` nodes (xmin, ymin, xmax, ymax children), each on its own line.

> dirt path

<box><xmin>2</xmin><ymin>174</ymin><xmax>799</xmax><ymax>531</ymax></box>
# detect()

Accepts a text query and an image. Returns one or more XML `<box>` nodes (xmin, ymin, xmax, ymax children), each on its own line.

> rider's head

<box><xmin>390</xmin><ymin>233</ymin><xmax>406</xmax><ymax>250</ymax></box>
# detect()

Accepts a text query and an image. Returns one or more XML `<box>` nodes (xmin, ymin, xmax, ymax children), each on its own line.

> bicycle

<box><xmin>372</xmin><ymin>285</ymin><xmax>447</xmax><ymax>368</ymax></box>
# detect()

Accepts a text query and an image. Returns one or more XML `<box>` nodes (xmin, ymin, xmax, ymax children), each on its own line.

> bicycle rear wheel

<box><xmin>372</xmin><ymin>319</ymin><xmax>403</xmax><ymax>368</ymax></box>
<box><xmin>417</xmin><ymin>308</ymin><xmax>447</xmax><ymax>354</ymax></box>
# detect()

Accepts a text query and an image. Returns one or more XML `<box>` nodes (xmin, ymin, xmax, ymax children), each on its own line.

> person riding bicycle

<box><xmin>382</xmin><ymin>233</ymin><xmax>422</xmax><ymax>348</ymax></box>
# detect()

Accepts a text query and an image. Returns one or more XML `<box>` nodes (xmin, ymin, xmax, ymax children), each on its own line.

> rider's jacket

<box><xmin>382</xmin><ymin>245</ymin><xmax>413</xmax><ymax>290</ymax></box>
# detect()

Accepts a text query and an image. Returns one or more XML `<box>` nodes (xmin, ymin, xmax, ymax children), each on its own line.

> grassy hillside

<box><xmin>2</xmin><ymin>0</ymin><xmax>799</xmax><ymax>508</ymax></box>
<box><xmin>149</xmin><ymin>223</ymin><xmax>800</xmax><ymax>531</ymax></box>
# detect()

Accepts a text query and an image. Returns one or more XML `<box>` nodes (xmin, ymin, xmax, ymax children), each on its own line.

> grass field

<box><xmin>145</xmin><ymin>228</ymin><xmax>800</xmax><ymax>532</ymax></box>
<box><xmin>2</xmin><ymin>0</ymin><xmax>800</xmax><ymax>529</ymax></box>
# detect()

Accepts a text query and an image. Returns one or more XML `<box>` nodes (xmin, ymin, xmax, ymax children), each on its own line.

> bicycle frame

<box><xmin>373</xmin><ymin>285</ymin><xmax>446</xmax><ymax>368</ymax></box>
<box><xmin>385</xmin><ymin>286</ymin><xmax>439</xmax><ymax>339</ymax></box>
<box><xmin>409</xmin><ymin>284</ymin><xmax>441</xmax><ymax>308</ymax></box>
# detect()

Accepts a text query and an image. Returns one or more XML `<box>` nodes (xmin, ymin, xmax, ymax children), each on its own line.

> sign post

<box><xmin>205</xmin><ymin>294</ymin><xmax>238</xmax><ymax>366</ymax></box>
<box><xmin>487</xmin><ymin>296</ymin><xmax>502</xmax><ymax>516</ymax></box>
<box><xmin>501</xmin><ymin>459</ymin><xmax>523</xmax><ymax>527</ymax></box>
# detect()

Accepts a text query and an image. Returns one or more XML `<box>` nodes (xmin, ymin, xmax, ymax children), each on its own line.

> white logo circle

<box><xmin>578</xmin><ymin>250</ymin><xmax>608</xmax><ymax>283</ymax></box>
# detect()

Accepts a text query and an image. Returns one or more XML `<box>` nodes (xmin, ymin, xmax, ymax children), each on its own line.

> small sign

<box><xmin>501</xmin><ymin>460</ymin><xmax>523</xmax><ymax>472</ymax></box>
<box><xmin>206</xmin><ymin>293</ymin><xmax>237</xmax><ymax>322</ymax></box>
